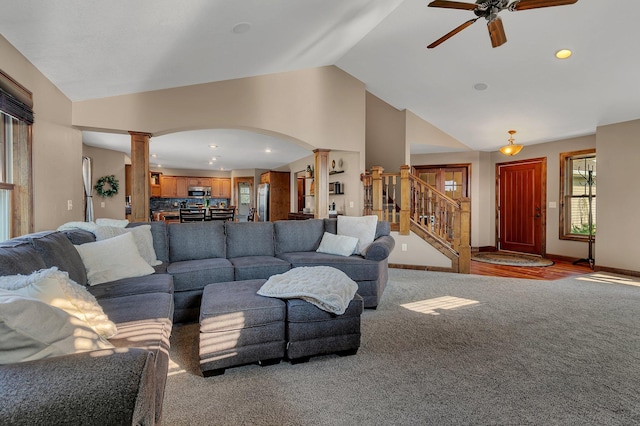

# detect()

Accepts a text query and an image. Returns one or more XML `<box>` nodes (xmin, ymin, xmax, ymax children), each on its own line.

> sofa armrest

<box><xmin>0</xmin><ymin>348</ymin><xmax>156</xmax><ymax>426</ymax></box>
<box><xmin>364</xmin><ymin>235</ymin><xmax>395</xmax><ymax>261</ymax></box>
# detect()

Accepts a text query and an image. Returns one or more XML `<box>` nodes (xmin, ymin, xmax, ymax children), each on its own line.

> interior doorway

<box><xmin>496</xmin><ymin>158</ymin><xmax>547</xmax><ymax>255</ymax></box>
<box><xmin>234</xmin><ymin>177</ymin><xmax>254</xmax><ymax>222</ymax></box>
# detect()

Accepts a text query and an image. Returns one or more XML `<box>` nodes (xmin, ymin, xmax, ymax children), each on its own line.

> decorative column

<box><xmin>129</xmin><ymin>131</ymin><xmax>151</xmax><ymax>222</ymax></box>
<box><xmin>313</xmin><ymin>149</ymin><xmax>330</xmax><ymax>219</ymax></box>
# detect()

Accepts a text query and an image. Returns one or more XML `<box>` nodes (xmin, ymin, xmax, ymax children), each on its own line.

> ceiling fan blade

<box><xmin>428</xmin><ymin>0</ymin><xmax>477</xmax><ymax>11</ymax></box>
<box><xmin>428</xmin><ymin>18</ymin><xmax>479</xmax><ymax>49</ymax></box>
<box><xmin>488</xmin><ymin>17</ymin><xmax>507</xmax><ymax>48</ymax></box>
<box><xmin>511</xmin><ymin>0</ymin><xmax>578</xmax><ymax>11</ymax></box>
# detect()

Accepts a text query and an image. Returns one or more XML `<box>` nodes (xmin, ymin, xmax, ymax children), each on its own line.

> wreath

<box><xmin>94</xmin><ymin>175</ymin><xmax>119</xmax><ymax>198</ymax></box>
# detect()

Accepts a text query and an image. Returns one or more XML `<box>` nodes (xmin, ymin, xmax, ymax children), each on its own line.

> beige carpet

<box><xmin>163</xmin><ymin>270</ymin><xmax>640</xmax><ymax>425</ymax></box>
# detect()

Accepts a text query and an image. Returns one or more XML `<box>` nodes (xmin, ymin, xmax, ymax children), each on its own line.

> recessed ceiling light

<box><xmin>220</xmin><ymin>167</ymin><xmax>224</xmax><ymax>171</ymax></box>
<box><xmin>210</xmin><ymin>157</ymin><xmax>217</xmax><ymax>161</ymax></box>
<box><xmin>208</xmin><ymin>161</ymin><xmax>213</xmax><ymax>165</ymax></box>
<box><xmin>474</xmin><ymin>83</ymin><xmax>488</xmax><ymax>91</ymax></box>
<box><xmin>265</xmin><ymin>148</ymin><xmax>272</xmax><ymax>153</ymax></box>
<box><xmin>555</xmin><ymin>49</ymin><xmax>572</xmax><ymax>59</ymax></box>
<box><xmin>156</xmin><ymin>164</ymin><xmax>162</xmax><ymax>167</ymax></box>
<box><xmin>209</xmin><ymin>144</ymin><xmax>218</xmax><ymax>149</ymax></box>
<box><xmin>151</xmin><ymin>154</ymin><xmax>158</xmax><ymax>158</ymax></box>
<box><xmin>232</xmin><ymin>22</ymin><xmax>251</xmax><ymax>34</ymax></box>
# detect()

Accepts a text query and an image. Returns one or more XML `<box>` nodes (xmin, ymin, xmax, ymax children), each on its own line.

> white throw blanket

<box><xmin>257</xmin><ymin>266</ymin><xmax>358</xmax><ymax>315</ymax></box>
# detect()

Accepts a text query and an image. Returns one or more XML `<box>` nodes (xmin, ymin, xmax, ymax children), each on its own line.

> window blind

<box><xmin>0</xmin><ymin>88</ymin><xmax>34</xmax><ymax>124</ymax></box>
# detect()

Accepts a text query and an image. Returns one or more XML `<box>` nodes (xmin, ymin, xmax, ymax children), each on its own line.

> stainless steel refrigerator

<box><xmin>257</xmin><ymin>183</ymin><xmax>269</xmax><ymax>222</ymax></box>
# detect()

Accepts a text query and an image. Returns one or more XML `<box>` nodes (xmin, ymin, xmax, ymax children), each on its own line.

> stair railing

<box><xmin>362</xmin><ymin>165</ymin><xmax>470</xmax><ymax>273</ymax></box>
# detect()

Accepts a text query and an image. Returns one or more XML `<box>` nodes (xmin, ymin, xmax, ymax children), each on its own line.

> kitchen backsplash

<box><xmin>150</xmin><ymin>198</ymin><xmax>230</xmax><ymax>211</ymax></box>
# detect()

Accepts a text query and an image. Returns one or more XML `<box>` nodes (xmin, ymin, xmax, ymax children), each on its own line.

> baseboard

<box><xmin>389</xmin><ymin>263</ymin><xmax>455</xmax><ymax>273</ymax></box>
<box><xmin>545</xmin><ymin>253</ymin><xmax>582</xmax><ymax>263</ymax></box>
<box><xmin>473</xmin><ymin>246</ymin><xmax>497</xmax><ymax>253</ymax></box>
<box><xmin>593</xmin><ymin>265</ymin><xmax>640</xmax><ymax>278</ymax></box>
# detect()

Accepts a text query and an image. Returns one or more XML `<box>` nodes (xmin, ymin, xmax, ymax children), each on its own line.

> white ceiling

<box><xmin>2</xmin><ymin>0</ymin><xmax>639</xmax><ymax>168</ymax></box>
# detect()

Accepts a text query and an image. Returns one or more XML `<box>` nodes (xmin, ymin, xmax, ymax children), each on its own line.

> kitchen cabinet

<box><xmin>176</xmin><ymin>177</ymin><xmax>188</xmax><ymax>198</ymax></box>
<box><xmin>160</xmin><ymin>176</ymin><xmax>177</xmax><ymax>198</ymax></box>
<box><xmin>188</xmin><ymin>177</ymin><xmax>211</xmax><ymax>187</ymax></box>
<box><xmin>150</xmin><ymin>172</ymin><xmax>162</xmax><ymax>198</ymax></box>
<box><xmin>211</xmin><ymin>178</ymin><xmax>231</xmax><ymax>198</ymax></box>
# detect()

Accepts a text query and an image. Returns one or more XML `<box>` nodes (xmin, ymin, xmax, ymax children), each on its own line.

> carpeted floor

<box><xmin>163</xmin><ymin>270</ymin><xmax>640</xmax><ymax>425</ymax></box>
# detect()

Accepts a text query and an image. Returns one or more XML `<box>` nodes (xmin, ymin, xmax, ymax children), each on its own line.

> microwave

<box><xmin>188</xmin><ymin>186</ymin><xmax>211</xmax><ymax>197</ymax></box>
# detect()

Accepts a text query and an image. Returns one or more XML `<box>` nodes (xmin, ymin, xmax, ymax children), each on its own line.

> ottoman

<box><xmin>199</xmin><ymin>279</ymin><xmax>286</xmax><ymax>376</ymax></box>
<box><xmin>285</xmin><ymin>293</ymin><xmax>364</xmax><ymax>364</ymax></box>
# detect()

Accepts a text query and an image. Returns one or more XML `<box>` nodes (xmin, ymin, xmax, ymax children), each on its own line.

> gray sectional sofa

<box><xmin>0</xmin><ymin>217</ymin><xmax>393</xmax><ymax>425</ymax></box>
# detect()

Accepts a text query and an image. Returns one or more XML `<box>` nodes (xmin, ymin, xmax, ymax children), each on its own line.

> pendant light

<box><xmin>499</xmin><ymin>130</ymin><xmax>523</xmax><ymax>156</ymax></box>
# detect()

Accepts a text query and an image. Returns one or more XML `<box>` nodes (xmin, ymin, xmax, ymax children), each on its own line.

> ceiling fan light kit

<box><xmin>427</xmin><ymin>0</ymin><xmax>579</xmax><ymax>49</ymax></box>
<box><xmin>499</xmin><ymin>130</ymin><xmax>523</xmax><ymax>156</ymax></box>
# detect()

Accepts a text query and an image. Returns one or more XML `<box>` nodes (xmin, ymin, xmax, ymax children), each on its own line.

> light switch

<box><xmin>549</xmin><ymin>201</ymin><xmax>557</xmax><ymax>209</ymax></box>
<box><xmin>67</xmin><ymin>200</ymin><xmax>73</xmax><ymax>210</ymax></box>
<box><xmin>349</xmin><ymin>201</ymin><xmax>354</xmax><ymax>208</ymax></box>
<box><xmin>101</xmin><ymin>201</ymin><xmax>106</xmax><ymax>208</ymax></box>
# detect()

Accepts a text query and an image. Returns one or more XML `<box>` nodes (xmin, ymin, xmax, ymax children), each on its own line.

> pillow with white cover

<box><xmin>96</xmin><ymin>218</ymin><xmax>129</xmax><ymax>228</ymax></box>
<box><xmin>337</xmin><ymin>215</ymin><xmax>378</xmax><ymax>255</ymax></box>
<box><xmin>257</xmin><ymin>266</ymin><xmax>358</xmax><ymax>315</ymax></box>
<box><xmin>316</xmin><ymin>232</ymin><xmax>359</xmax><ymax>257</ymax></box>
<box><xmin>75</xmin><ymin>232</ymin><xmax>154</xmax><ymax>286</ymax></box>
<box><xmin>0</xmin><ymin>267</ymin><xmax>117</xmax><ymax>339</ymax></box>
<box><xmin>94</xmin><ymin>224</ymin><xmax>162</xmax><ymax>266</ymax></box>
<box><xmin>0</xmin><ymin>289</ymin><xmax>114</xmax><ymax>365</ymax></box>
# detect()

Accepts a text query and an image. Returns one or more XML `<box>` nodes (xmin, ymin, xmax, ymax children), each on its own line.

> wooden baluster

<box><xmin>400</xmin><ymin>165</ymin><xmax>410</xmax><ymax>235</ymax></box>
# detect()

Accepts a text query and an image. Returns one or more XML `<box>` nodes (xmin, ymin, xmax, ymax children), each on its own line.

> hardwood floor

<box><xmin>470</xmin><ymin>258</ymin><xmax>593</xmax><ymax>280</ymax></box>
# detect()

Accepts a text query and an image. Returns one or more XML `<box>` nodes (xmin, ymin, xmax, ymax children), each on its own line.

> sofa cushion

<box><xmin>87</xmin><ymin>273</ymin><xmax>173</xmax><ymax>301</ymax></box>
<box><xmin>168</xmin><ymin>221</ymin><xmax>226</xmax><ymax>262</ymax></box>
<box><xmin>274</xmin><ymin>219</ymin><xmax>325</xmax><ymax>254</ymax></box>
<box><xmin>229</xmin><ymin>256</ymin><xmax>291</xmax><ymax>281</ymax></box>
<box><xmin>276</xmin><ymin>251</ymin><xmax>380</xmax><ymax>281</ymax></box>
<box><xmin>98</xmin><ymin>292</ymin><xmax>174</xmax><ymax>326</ymax></box>
<box><xmin>61</xmin><ymin>229</ymin><xmax>96</xmax><ymax>245</ymax></box>
<box><xmin>0</xmin><ymin>267</ymin><xmax>117</xmax><ymax>339</ymax></box>
<box><xmin>225</xmin><ymin>222</ymin><xmax>275</xmax><ymax>258</ymax></box>
<box><xmin>0</xmin><ymin>243</ymin><xmax>46</xmax><ymax>276</ymax></box>
<box><xmin>74</xmin><ymin>233</ymin><xmax>155</xmax><ymax>286</ymax></box>
<box><xmin>167</xmin><ymin>258</ymin><xmax>234</xmax><ymax>292</ymax></box>
<box><xmin>29</xmin><ymin>231</ymin><xmax>88</xmax><ymax>285</ymax></box>
<box><xmin>0</xmin><ymin>290</ymin><xmax>114</xmax><ymax>364</ymax></box>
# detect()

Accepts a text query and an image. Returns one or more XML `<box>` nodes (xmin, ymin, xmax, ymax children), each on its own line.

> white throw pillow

<box><xmin>316</xmin><ymin>232</ymin><xmax>359</xmax><ymax>257</ymax></box>
<box><xmin>0</xmin><ymin>290</ymin><xmax>114</xmax><ymax>364</ymax></box>
<box><xmin>0</xmin><ymin>267</ymin><xmax>117</xmax><ymax>339</ymax></box>
<box><xmin>96</xmin><ymin>218</ymin><xmax>129</xmax><ymax>228</ymax></box>
<box><xmin>337</xmin><ymin>215</ymin><xmax>378</xmax><ymax>255</ymax></box>
<box><xmin>74</xmin><ymin>232</ymin><xmax>155</xmax><ymax>286</ymax></box>
<box><xmin>94</xmin><ymin>225</ymin><xmax>162</xmax><ymax>266</ymax></box>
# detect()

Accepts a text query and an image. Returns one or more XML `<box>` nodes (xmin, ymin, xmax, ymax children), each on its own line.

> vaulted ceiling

<box><xmin>2</xmin><ymin>0</ymin><xmax>638</xmax><ymax>169</ymax></box>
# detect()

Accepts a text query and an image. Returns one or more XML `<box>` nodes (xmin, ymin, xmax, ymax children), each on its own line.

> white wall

<box><xmin>595</xmin><ymin>119</ymin><xmax>640</xmax><ymax>272</ymax></box>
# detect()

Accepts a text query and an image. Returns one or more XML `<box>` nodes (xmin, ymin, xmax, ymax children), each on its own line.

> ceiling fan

<box><xmin>427</xmin><ymin>0</ymin><xmax>578</xmax><ymax>49</ymax></box>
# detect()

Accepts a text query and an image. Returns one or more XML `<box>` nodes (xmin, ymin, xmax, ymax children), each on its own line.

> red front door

<box><xmin>497</xmin><ymin>158</ymin><xmax>546</xmax><ymax>255</ymax></box>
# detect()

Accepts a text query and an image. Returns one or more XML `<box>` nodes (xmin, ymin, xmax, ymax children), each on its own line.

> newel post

<box><xmin>458</xmin><ymin>197</ymin><xmax>471</xmax><ymax>274</ymax></box>
<box><xmin>400</xmin><ymin>165</ymin><xmax>410</xmax><ymax>235</ymax></box>
<box><xmin>371</xmin><ymin>166</ymin><xmax>384</xmax><ymax>221</ymax></box>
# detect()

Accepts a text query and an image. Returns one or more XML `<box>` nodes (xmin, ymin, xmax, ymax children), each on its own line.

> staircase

<box><xmin>362</xmin><ymin>165</ymin><xmax>470</xmax><ymax>273</ymax></box>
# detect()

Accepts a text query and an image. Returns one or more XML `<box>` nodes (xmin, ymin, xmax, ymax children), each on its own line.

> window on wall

<box><xmin>0</xmin><ymin>69</ymin><xmax>34</xmax><ymax>241</ymax></box>
<box><xmin>412</xmin><ymin>165</ymin><xmax>470</xmax><ymax>200</ymax></box>
<box><xmin>560</xmin><ymin>149</ymin><xmax>596</xmax><ymax>241</ymax></box>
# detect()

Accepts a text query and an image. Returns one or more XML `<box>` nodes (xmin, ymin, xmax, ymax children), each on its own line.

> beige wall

<box><xmin>0</xmin><ymin>35</ymin><xmax>84</xmax><ymax>232</ymax></box>
<box><xmin>405</xmin><ymin>110</ymin><xmax>470</xmax><ymax>158</ymax></box>
<box><xmin>365</xmin><ymin>92</ymin><xmax>406</xmax><ymax>171</ymax></box>
<box><xmin>82</xmin><ymin>145</ymin><xmax>126</xmax><ymax>220</ymax></box>
<box><xmin>596</xmin><ymin>119</ymin><xmax>640</xmax><ymax>272</ymax></box>
<box><xmin>73</xmin><ymin>66</ymin><xmax>366</xmax><ymax>155</ymax></box>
